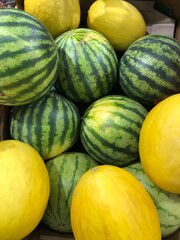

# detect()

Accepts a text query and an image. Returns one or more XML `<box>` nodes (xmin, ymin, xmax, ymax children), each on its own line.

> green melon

<box><xmin>80</xmin><ymin>95</ymin><xmax>148</xmax><ymax>166</ymax></box>
<box><xmin>54</xmin><ymin>28</ymin><xmax>118</xmax><ymax>103</ymax></box>
<box><xmin>0</xmin><ymin>8</ymin><xmax>59</xmax><ymax>106</ymax></box>
<box><xmin>124</xmin><ymin>162</ymin><xmax>180</xmax><ymax>238</ymax></box>
<box><xmin>119</xmin><ymin>34</ymin><xmax>180</xmax><ymax>106</ymax></box>
<box><xmin>42</xmin><ymin>151</ymin><xmax>99</xmax><ymax>232</ymax></box>
<box><xmin>9</xmin><ymin>90</ymin><xmax>80</xmax><ymax>160</ymax></box>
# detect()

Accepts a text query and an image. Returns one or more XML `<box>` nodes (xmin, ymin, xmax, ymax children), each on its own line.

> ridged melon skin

<box><xmin>80</xmin><ymin>95</ymin><xmax>148</xmax><ymax>166</ymax></box>
<box><xmin>124</xmin><ymin>162</ymin><xmax>180</xmax><ymax>238</ymax></box>
<box><xmin>55</xmin><ymin>28</ymin><xmax>118</xmax><ymax>103</ymax></box>
<box><xmin>119</xmin><ymin>34</ymin><xmax>180</xmax><ymax>106</ymax></box>
<box><xmin>0</xmin><ymin>8</ymin><xmax>59</xmax><ymax>106</ymax></box>
<box><xmin>9</xmin><ymin>91</ymin><xmax>80</xmax><ymax>160</ymax></box>
<box><xmin>42</xmin><ymin>152</ymin><xmax>99</xmax><ymax>233</ymax></box>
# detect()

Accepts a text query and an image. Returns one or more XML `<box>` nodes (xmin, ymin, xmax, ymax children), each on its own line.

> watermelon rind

<box><xmin>0</xmin><ymin>8</ymin><xmax>59</xmax><ymax>106</ymax></box>
<box><xmin>54</xmin><ymin>28</ymin><xmax>118</xmax><ymax>103</ymax></box>
<box><xmin>42</xmin><ymin>151</ymin><xmax>99</xmax><ymax>232</ymax></box>
<box><xmin>80</xmin><ymin>95</ymin><xmax>148</xmax><ymax>166</ymax></box>
<box><xmin>119</xmin><ymin>34</ymin><xmax>180</xmax><ymax>106</ymax></box>
<box><xmin>124</xmin><ymin>162</ymin><xmax>180</xmax><ymax>238</ymax></box>
<box><xmin>9</xmin><ymin>90</ymin><xmax>80</xmax><ymax>160</ymax></box>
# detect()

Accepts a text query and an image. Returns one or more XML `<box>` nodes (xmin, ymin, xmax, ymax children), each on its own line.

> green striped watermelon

<box><xmin>80</xmin><ymin>95</ymin><xmax>148</xmax><ymax>166</ymax></box>
<box><xmin>119</xmin><ymin>34</ymin><xmax>180</xmax><ymax>106</ymax></box>
<box><xmin>42</xmin><ymin>151</ymin><xmax>99</xmax><ymax>232</ymax></box>
<box><xmin>9</xmin><ymin>90</ymin><xmax>80</xmax><ymax>160</ymax></box>
<box><xmin>54</xmin><ymin>28</ymin><xmax>118</xmax><ymax>103</ymax></box>
<box><xmin>124</xmin><ymin>162</ymin><xmax>180</xmax><ymax>238</ymax></box>
<box><xmin>0</xmin><ymin>8</ymin><xmax>59</xmax><ymax>106</ymax></box>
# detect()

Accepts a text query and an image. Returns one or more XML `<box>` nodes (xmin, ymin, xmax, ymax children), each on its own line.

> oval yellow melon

<box><xmin>24</xmin><ymin>0</ymin><xmax>81</xmax><ymax>38</ymax></box>
<box><xmin>70</xmin><ymin>165</ymin><xmax>161</xmax><ymax>240</ymax></box>
<box><xmin>139</xmin><ymin>94</ymin><xmax>180</xmax><ymax>194</ymax></box>
<box><xmin>0</xmin><ymin>140</ymin><xmax>50</xmax><ymax>240</ymax></box>
<box><xmin>87</xmin><ymin>0</ymin><xmax>146</xmax><ymax>51</ymax></box>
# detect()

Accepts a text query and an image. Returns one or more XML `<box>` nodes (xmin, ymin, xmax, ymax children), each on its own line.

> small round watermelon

<box><xmin>80</xmin><ymin>95</ymin><xmax>148</xmax><ymax>166</ymax></box>
<box><xmin>0</xmin><ymin>8</ymin><xmax>59</xmax><ymax>106</ymax></box>
<box><xmin>9</xmin><ymin>90</ymin><xmax>80</xmax><ymax>160</ymax></box>
<box><xmin>54</xmin><ymin>28</ymin><xmax>118</xmax><ymax>103</ymax></box>
<box><xmin>42</xmin><ymin>151</ymin><xmax>99</xmax><ymax>233</ymax></box>
<box><xmin>119</xmin><ymin>34</ymin><xmax>180</xmax><ymax>106</ymax></box>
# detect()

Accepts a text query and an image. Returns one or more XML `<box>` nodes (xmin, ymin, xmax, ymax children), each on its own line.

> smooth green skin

<box><xmin>124</xmin><ymin>162</ymin><xmax>180</xmax><ymax>237</ymax></box>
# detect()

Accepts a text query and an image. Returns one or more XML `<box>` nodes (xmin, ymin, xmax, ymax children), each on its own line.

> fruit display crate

<box><xmin>0</xmin><ymin>0</ymin><xmax>179</xmax><ymax>240</ymax></box>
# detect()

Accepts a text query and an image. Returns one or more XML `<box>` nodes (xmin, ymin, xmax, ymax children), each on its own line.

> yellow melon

<box><xmin>87</xmin><ymin>0</ymin><xmax>146</xmax><ymax>51</ymax></box>
<box><xmin>70</xmin><ymin>165</ymin><xmax>161</xmax><ymax>240</ymax></box>
<box><xmin>24</xmin><ymin>0</ymin><xmax>81</xmax><ymax>38</ymax></box>
<box><xmin>139</xmin><ymin>94</ymin><xmax>180</xmax><ymax>194</ymax></box>
<box><xmin>0</xmin><ymin>140</ymin><xmax>50</xmax><ymax>240</ymax></box>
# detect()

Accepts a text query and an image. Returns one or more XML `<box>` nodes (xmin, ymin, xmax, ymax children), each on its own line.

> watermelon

<box><xmin>42</xmin><ymin>151</ymin><xmax>99</xmax><ymax>233</ymax></box>
<box><xmin>80</xmin><ymin>95</ymin><xmax>148</xmax><ymax>166</ymax></box>
<box><xmin>0</xmin><ymin>8</ymin><xmax>59</xmax><ymax>106</ymax></box>
<box><xmin>124</xmin><ymin>162</ymin><xmax>180</xmax><ymax>238</ymax></box>
<box><xmin>9</xmin><ymin>90</ymin><xmax>80</xmax><ymax>160</ymax></box>
<box><xmin>54</xmin><ymin>28</ymin><xmax>118</xmax><ymax>103</ymax></box>
<box><xmin>119</xmin><ymin>34</ymin><xmax>180</xmax><ymax>106</ymax></box>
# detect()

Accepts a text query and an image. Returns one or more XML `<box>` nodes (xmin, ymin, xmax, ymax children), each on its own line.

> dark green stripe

<box><xmin>0</xmin><ymin>45</ymin><xmax>57</xmax><ymax>82</ymax></box>
<box><xmin>126</xmin><ymin>46</ymin><xmax>180</xmax><ymax>78</ymax></box>
<box><xmin>89</xmin><ymin>96</ymin><xmax>147</xmax><ymax>120</ymax></box>
<box><xmin>0</xmin><ymin>20</ymin><xmax>46</xmax><ymax>35</ymax></box>
<box><xmin>84</xmin><ymin>43</ymin><xmax>117</xmax><ymax>94</ymax></box>
<box><xmin>56</xmin><ymin>30</ymin><xmax>118</xmax><ymax>102</ymax></box>
<box><xmin>58</xmin><ymin>97</ymin><xmax>71</xmax><ymax>146</ymax></box>
<box><xmin>33</xmin><ymin>94</ymin><xmax>50</xmax><ymax>156</ymax></box>
<box><xmin>64</xmin><ymin>156</ymin><xmax>78</xmax><ymax>206</ymax></box>
<box><xmin>45</xmin><ymin>94</ymin><xmax>59</xmax><ymax>155</ymax></box>
<box><xmin>46</xmin><ymin>161</ymin><xmax>63</xmax><ymax>225</ymax></box>
<box><xmin>65</xmin><ymin>99</ymin><xmax>80</xmax><ymax>140</ymax></box>
<box><xmin>73</xmin><ymin>42</ymin><xmax>96</xmax><ymax>100</ymax></box>
<box><xmin>134</xmin><ymin>36</ymin><xmax>180</xmax><ymax>55</ymax></box>
<box><xmin>57</xmin><ymin>39</ymin><xmax>79</xmax><ymax>99</ymax></box>
<box><xmin>0</xmin><ymin>9</ymin><xmax>48</xmax><ymax>32</ymax></box>
<box><xmin>120</xmin><ymin>55</ymin><xmax>179</xmax><ymax>97</ymax></box>
<box><xmin>81</xmin><ymin>128</ymin><xmax>129</xmax><ymax>165</ymax></box>
<box><xmin>56</xmin><ymin>158</ymin><xmax>67</xmax><ymax>224</ymax></box>
<box><xmin>81</xmin><ymin>124</ymin><xmax>136</xmax><ymax>165</ymax></box>
<box><xmin>0</xmin><ymin>53</ymin><xmax>58</xmax><ymax>105</ymax></box>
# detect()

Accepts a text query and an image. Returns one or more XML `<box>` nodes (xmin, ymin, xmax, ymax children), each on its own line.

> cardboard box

<box><xmin>0</xmin><ymin>1</ymin><xmax>179</xmax><ymax>239</ymax></box>
<box><xmin>127</xmin><ymin>1</ymin><xmax>176</xmax><ymax>37</ymax></box>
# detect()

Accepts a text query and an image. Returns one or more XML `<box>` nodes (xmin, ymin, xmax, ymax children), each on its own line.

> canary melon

<box><xmin>139</xmin><ymin>93</ymin><xmax>180</xmax><ymax>194</ymax></box>
<box><xmin>87</xmin><ymin>0</ymin><xmax>146</xmax><ymax>51</ymax></box>
<box><xmin>0</xmin><ymin>140</ymin><xmax>50</xmax><ymax>240</ymax></box>
<box><xmin>71</xmin><ymin>165</ymin><xmax>161</xmax><ymax>240</ymax></box>
<box><xmin>24</xmin><ymin>0</ymin><xmax>81</xmax><ymax>38</ymax></box>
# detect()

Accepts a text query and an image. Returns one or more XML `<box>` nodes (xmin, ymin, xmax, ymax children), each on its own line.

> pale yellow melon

<box><xmin>87</xmin><ymin>0</ymin><xmax>146</xmax><ymax>51</ymax></box>
<box><xmin>71</xmin><ymin>165</ymin><xmax>161</xmax><ymax>240</ymax></box>
<box><xmin>0</xmin><ymin>140</ymin><xmax>50</xmax><ymax>240</ymax></box>
<box><xmin>139</xmin><ymin>93</ymin><xmax>180</xmax><ymax>194</ymax></box>
<box><xmin>24</xmin><ymin>0</ymin><xmax>81</xmax><ymax>38</ymax></box>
